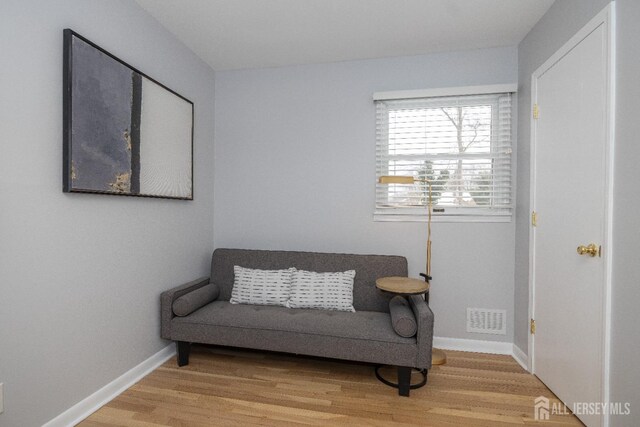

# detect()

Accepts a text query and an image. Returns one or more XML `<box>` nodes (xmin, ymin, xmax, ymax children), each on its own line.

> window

<box><xmin>374</xmin><ymin>85</ymin><xmax>515</xmax><ymax>222</ymax></box>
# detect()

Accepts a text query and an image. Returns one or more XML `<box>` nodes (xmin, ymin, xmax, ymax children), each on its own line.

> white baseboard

<box><xmin>512</xmin><ymin>344</ymin><xmax>529</xmax><ymax>371</ymax></box>
<box><xmin>43</xmin><ymin>343</ymin><xmax>175</xmax><ymax>427</ymax></box>
<box><xmin>434</xmin><ymin>336</ymin><xmax>513</xmax><ymax>355</ymax></box>
<box><xmin>434</xmin><ymin>336</ymin><xmax>530</xmax><ymax>372</ymax></box>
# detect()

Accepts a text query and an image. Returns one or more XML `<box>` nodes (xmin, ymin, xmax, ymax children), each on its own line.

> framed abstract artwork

<box><xmin>63</xmin><ymin>29</ymin><xmax>194</xmax><ymax>200</ymax></box>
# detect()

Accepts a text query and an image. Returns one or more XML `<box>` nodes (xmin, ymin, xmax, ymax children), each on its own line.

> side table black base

<box><xmin>375</xmin><ymin>365</ymin><xmax>428</xmax><ymax>396</ymax></box>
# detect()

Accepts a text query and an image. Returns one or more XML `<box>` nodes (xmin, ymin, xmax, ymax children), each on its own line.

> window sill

<box><xmin>373</xmin><ymin>214</ymin><xmax>512</xmax><ymax>223</ymax></box>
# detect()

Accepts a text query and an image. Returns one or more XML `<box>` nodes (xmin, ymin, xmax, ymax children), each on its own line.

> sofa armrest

<box><xmin>160</xmin><ymin>276</ymin><xmax>210</xmax><ymax>339</ymax></box>
<box><xmin>408</xmin><ymin>294</ymin><xmax>435</xmax><ymax>369</ymax></box>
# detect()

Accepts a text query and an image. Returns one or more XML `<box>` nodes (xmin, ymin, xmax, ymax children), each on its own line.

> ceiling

<box><xmin>135</xmin><ymin>0</ymin><xmax>555</xmax><ymax>71</ymax></box>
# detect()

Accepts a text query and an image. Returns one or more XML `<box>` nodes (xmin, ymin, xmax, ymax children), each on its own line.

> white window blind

<box><xmin>375</xmin><ymin>91</ymin><xmax>513</xmax><ymax>221</ymax></box>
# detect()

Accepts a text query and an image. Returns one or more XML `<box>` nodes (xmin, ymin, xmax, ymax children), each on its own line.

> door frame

<box><xmin>528</xmin><ymin>2</ymin><xmax>615</xmax><ymax>425</ymax></box>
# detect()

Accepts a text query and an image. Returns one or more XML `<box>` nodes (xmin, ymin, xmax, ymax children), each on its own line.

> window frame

<box><xmin>373</xmin><ymin>84</ymin><xmax>517</xmax><ymax>223</ymax></box>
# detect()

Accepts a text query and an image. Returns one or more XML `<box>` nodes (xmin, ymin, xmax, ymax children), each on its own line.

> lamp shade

<box><xmin>378</xmin><ymin>175</ymin><xmax>415</xmax><ymax>184</ymax></box>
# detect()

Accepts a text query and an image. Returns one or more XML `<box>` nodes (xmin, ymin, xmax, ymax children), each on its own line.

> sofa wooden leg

<box><xmin>177</xmin><ymin>341</ymin><xmax>191</xmax><ymax>367</ymax></box>
<box><xmin>397</xmin><ymin>366</ymin><xmax>411</xmax><ymax>396</ymax></box>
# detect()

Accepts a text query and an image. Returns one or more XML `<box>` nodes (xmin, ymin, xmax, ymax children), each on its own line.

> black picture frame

<box><xmin>63</xmin><ymin>29</ymin><xmax>194</xmax><ymax>200</ymax></box>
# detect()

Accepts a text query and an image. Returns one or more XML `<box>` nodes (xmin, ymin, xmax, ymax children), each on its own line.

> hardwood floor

<box><xmin>81</xmin><ymin>345</ymin><xmax>582</xmax><ymax>426</ymax></box>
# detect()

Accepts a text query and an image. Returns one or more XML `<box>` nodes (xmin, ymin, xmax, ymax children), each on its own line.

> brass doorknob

<box><xmin>577</xmin><ymin>243</ymin><xmax>599</xmax><ymax>257</ymax></box>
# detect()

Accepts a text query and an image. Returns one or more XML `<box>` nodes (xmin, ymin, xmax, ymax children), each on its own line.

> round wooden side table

<box><xmin>376</xmin><ymin>276</ymin><xmax>446</xmax><ymax>365</ymax></box>
<box><xmin>374</xmin><ymin>276</ymin><xmax>445</xmax><ymax>392</ymax></box>
<box><xmin>376</xmin><ymin>276</ymin><xmax>430</xmax><ymax>295</ymax></box>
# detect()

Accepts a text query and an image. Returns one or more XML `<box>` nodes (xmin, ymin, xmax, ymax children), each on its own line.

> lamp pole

<box><xmin>379</xmin><ymin>175</ymin><xmax>446</xmax><ymax>365</ymax></box>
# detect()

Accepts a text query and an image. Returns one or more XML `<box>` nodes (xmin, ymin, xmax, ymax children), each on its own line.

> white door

<box><xmin>531</xmin><ymin>7</ymin><xmax>613</xmax><ymax>427</ymax></box>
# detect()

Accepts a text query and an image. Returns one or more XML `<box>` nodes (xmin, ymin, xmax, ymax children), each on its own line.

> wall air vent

<box><xmin>466</xmin><ymin>308</ymin><xmax>507</xmax><ymax>335</ymax></box>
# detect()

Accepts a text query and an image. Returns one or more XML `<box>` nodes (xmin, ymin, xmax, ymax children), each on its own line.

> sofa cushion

<box><xmin>230</xmin><ymin>266</ymin><xmax>294</xmax><ymax>307</ymax></box>
<box><xmin>287</xmin><ymin>269</ymin><xmax>356</xmax><ymax>312</ymax></box>
<box><xmin>172</xmin><ymin>283</ymin><xmax>220</xmax><ymax>317</ymax></box>
<box><xmin>210</xmin><ymin>249</ymin><xmax>408</xmax><ymax>312</ymax></box>
<box><xmin>172</xmin><ymin>301</ymin><xmax>414</xmax><ymax>345</ymax></box>
<box><xmin>389</xmin><ymin>296</ymin><xmax>417</xmax><ymax>337</ymax></box>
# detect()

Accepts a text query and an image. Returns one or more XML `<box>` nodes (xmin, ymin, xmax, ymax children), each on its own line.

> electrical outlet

<box><xmin>0</xmin><ymin>382</ymin><xmax>4</xmax><ymax>414</ymax></box>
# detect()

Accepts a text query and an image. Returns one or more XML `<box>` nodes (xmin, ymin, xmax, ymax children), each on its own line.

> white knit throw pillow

<box><xmin>287</xmin><ymin>269</ymin><xmax>356</xmax><ymax>312</ymax></box>
<box><xmin>230</xmin><ymin>266</ymin><xmax>295</xmax><ymax>307</ymax></box>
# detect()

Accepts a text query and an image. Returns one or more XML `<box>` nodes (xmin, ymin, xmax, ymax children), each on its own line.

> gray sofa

<box><xmin>161</xmin><ymin>248</ymin><xmax>434</xmax><ymax>396</ymax></box>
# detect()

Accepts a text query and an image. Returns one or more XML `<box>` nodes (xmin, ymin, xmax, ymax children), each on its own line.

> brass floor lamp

<box><xmin>379</xmin><ymin>175</ymin><xmax>447</xmax><ymax>365</ymax></box>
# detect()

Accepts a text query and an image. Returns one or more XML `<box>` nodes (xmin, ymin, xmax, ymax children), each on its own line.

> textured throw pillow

<box><xmin>287</xmin><ymin>269</ymin><xmax>356</xmax><ymax>312</ymax></box>
<box><xmin>172</xmin><ymin>283</ymin><xmax>220</xmax><ymax>317</ymax></box>
<box><xmin>388</xmin><ymin>295</ymin><xmax>417</xmax><ymax>337</ymax></box>
<box><xmin>230</xmin><ymin>266</ymin><xmax>295</xmax><ymax>307</ymax></box>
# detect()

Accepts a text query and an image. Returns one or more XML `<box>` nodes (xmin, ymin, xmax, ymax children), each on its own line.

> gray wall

<box><xmin>517</xmin><ymin>0</ymin><xmax>640</xmax><ymax>424</ymax></box>
<box><xmin>610</xmin><ymin>0</ymin><xmax>640</xmax><ymax>424</ymax></box>
<box><xmin>0</xmin><ymin>1</ymin><xmax>215</xmax><ymax>426</ymax></box>
<box><xmin>514</xmin><ymin>0</ymin><xmax>611</xmax><ymax>354</ymax></box>
<box><xmin>214</xmin><ymin>47</ymin><xmax>518</xmax><ymax>342</ymax></box>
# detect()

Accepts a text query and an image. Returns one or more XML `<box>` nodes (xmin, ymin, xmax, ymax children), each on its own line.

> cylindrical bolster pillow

<box><xmin>172</xmin><ymin>283</ymin><xmax>220</xmax><ymax>317</ymax></box>
<box><xmin>389</xmin><ymin>295</ymin><xmax>418</xmax><ymax>337</ymax></box>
